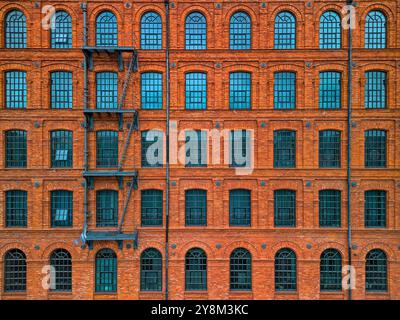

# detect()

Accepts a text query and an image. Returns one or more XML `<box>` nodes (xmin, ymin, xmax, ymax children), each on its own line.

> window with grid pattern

<box><xmin>185</xmin><ymin>12</ymin><xmax>206</xmax><ymax>50</ymax></box>
<box><xmin>319</xmin><ymin>190</ymin><xmax>341</xmax><ymax>228</ymax></box>
<box><xmin>51</xmin><ymin>190</ymin><xmax>73</xmax><ymax>227</ymax></box>
<box><xmin>275</xmin><ymin>248</ymin><xmax>296</xmax><ymax>291</ymax></box>
<box><xmin>230</xmin><ymin>72</ymin><xmax>251</xmax><ymax>109</ymax></box>
<box><xmin>365</xmin><ymin>130</ymin><xmax>386</xmax><ymax>168</ymax></box>
<box><xmin>51</xmin><ymin>11</ymin><xmax>72</xmax><ymax>48</ymax></box>
<box><xmin>185</xmin><ymin>189</ymin><xmax>207</xmax><ymax>226</ymax></box>
<box><xmin>96</xmin><ymin>11</ymin><xmax>117</xmax><ymax>46</ymax></box>
<box><xmin>319</xmin><ymin>11</ymin><xmax>341</xmax><ymax>49</ymax></box>
<box><xmin>229</xmin><ymin>189</ymin><xmax>251</xmax><ymax>226</ymax></box>
<box><xmin>274</xmin><ymin>190</ymin><xmax>296</xmax><ymax>227</ymax></box>
<box><xmin>141</xmin><ymin>190</ymin><xmax>163</xmax><ymax>226</ymax></box>
<box><xmin>51</xmin><ymin>71</ymin><xmax>72</xmax><ymax>109</ymax></box>
<box><xmin>95</xmin><ymin>249</ymin><xmax>117</xmax><ymax>292</ymax></box>
<box><xmin>96</xmin><ymin>72</ymin><xmax>118</xmax><ymax>109</ymax></box>
<box><xmin>366</xmin><ymin>249</ymin><xmax>387</xmax><ymax>292</ymax></box>
<box><xmin>5</xmin><ymin>71</ymin><xmax>27</xmax><ymax>109</ymax></box>
<box><xmin>141</xmin><ymin>72</ymin><xmax>162</xmax><ymax>109</ymax></box>
<box><xmin>5</xmin><ymin>130</ymin><xmax>27</xmax><ymax>168</ymax></box>
<box><xmin>141</xmin><ymin>12</ymin><xmax>162</xmax><ymax>50</ymax></box>
<box><xmin>230</xmin><ymin>248</ymin><xmax>251</xmax><ymax>291</ymax></box>
<box><xmin>6</xmin><ymin>190</ymin><xmax>27</xmax><ymax>228</ymax></box>
<box><xmin>96</xmin><ymin>190</ymin><xmax>118</xmax><ymax>227</ymax></box>
<box><xmin>50</xmin><ymin>249</ymin><xmax>72</xmax><ymax>292</ymax></box>
<box><xmin>319</xmin><ymin>130</ymin><xmax>341</xmax><ymax>168</ymax></box>
<box><xmin>274</xmin><ymin>72</ymin><xmax>296</xmax><ymax>109</ymax></box>
<box><xmin>229</xmin><ymin>130</ymin><xmax>250</xmax><ymax>168</ymax></box>
<box><xmin>365</xmin><ymin>71</ymin><xmax>386</xmax><ymax>109</ymax></box>
<box><xmin>274</xmin><ymin>130</ymin><xmax>296</xmax><ymax>168</ymax></box>
<box><xmin>274</xmin><ymin>12</ymin><xmax>296</xmax><ymax>49</ymax></box>
<box><xmin>319</xmin><ymin>71</ymin><xmax>341</xmax><ymax>109</ymax></box>
<box><xmin>141</xmin><ymin>130</ymin><xmax>163</xmax><ymax>167</ymax></box>
<box><xmin>230</xmin><ymin>12</ymin><xmax>251</xmax><ymax>50</ymax></box>
<box><xmin>96</xmin><ymin>131</ymin><xmax>118</xmax><ymax>168</ymax></box>
<box><xmin>185</xmin><ymin>130</ymin><xmax>207</xmax><ymax>167</ymax></box>
<box><xmin>51</xmin><ymin>130</ymin><xmax>73</xmax><ymax>168</ymax></box>
<box><xmin>365</xmin><ymin>190</ymin><xmax>386</xmax><ymax>228</ymax></box>
<box><xmin>365</xmin><ymin>11</ymin><xmax>386</xmax><ymax>49</ymax></box>
<box><xmin>4</xmin><ymin>249</ymin><xmax>26</xmax><ymax>292</ymax></box>
<box><xmin>140</xmin><ymin>248</ymin><xmax>162</xmax><ymax>291</ymax></box>
<box><xmin>320</xmin><ymin>249</ymin><xmax>342</xmax><ymax>291</ymax></box>
<box><xmin>185</xmin><ymin>72</ymin><xmax>207</xmax><ymax>110</ymax></box>
<box><xmin>185</xmin><ymin>248</ymin><xmax>207</xmax><ymax>291</ymax></box>
<box><xmin>5</xmin><ymin>10</ymin><xmax>26</xmax><ymax>48</ymax></box>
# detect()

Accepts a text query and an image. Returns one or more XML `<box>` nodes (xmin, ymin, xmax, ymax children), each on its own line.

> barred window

<box><xmin>274</xmin><ymin>11</ymin><xmax>296</xmax><ymax>49</ymax></box>
<box><xmin>5</xmin><ymin>190</ymin><xmax>27</xmax><ymax>228</ymax></box>
<box><xmin>51</xmin><ymin>11</ymin><xmax>72</xmax><ymax>48</ymax></box>
<box><xmin>365</xmin><ymin>190</ymin><xmax>387</xmax><ymax>228</ymax></box>
<box><xmin>96</xmin><ymin>11</ymin><xmax>117</xmax><ymax>46</ymax></box>
<box><xmin>365</xmin><ymin>71</ymin><xmax>386</xmax><ymax>109</ymax></box>
<box><xmin>319</xmin><ymin>130</ymin><xmax>341</xmax><ymax>168</ymax></box>
<box><xmin>274</xmin><ymin>190</ymin><xmax>296</xmax><ymax>227</ymax></box>
<box><xmin>141</xmin><ymin>12</ymin><xmax>162</xmax><ymax>50</ymax></box>
<box><xmin>140</xmin><ymin>248</ymin><xmax>162</xmax><ymax>291</ymax></box>
<box><xmin>185</xmin><ymin>189</ymin><xmax>207</xmax><ymax>226</ymax></box>
<box><xmin>274</xmin><ymin>130</ymin><xmax>296</xmax><ymax>168</ymax></box>
<box><xmin>4</xmin><ymin>249</ymin><xmax>26</xmax><ymax>292</ymax></box>
<box><xmin>95</xmin><ymin>249</ymin><xmax>117</xmax><ymax>292</ymax></box>
<box><xmin>185</xmin><ymin>248</ymin><xmax>207</xmax><ymax>291</ymax></box>
<box><xmin>365</xmin><ymin>130</ymin><xmax>387</xmax><ymax>168</ymax></box>
<box><xmin>50</xmin><ymin>249</ymin><xmax>72</xmax><ymax>292</ymax></box>
<box><xmin>141</xmin><ymin>72</ymin><xmax>162</xmax><ymax>109</ymax></box>
<box><xmin>275</xmin><ymin>249</ymin><xmax>296</xmax><ymax>291</ymax></box>
<box><xmin>51</xmin><ymin>130</ymin><xmax>73</xmax><ymax>168</ymax></box>
<box><xmin>96</xmin><ymin>131</ymin><xmax>118</xmax><ymax>168</ymax></box>
<box><xmin>5</xmin><ymin>130</ymin><xmax>27</xmax><ymax>168</ymax></box>
<box><xmin>5</xmin><ymin>71</ymin><xmax>27</xmax><ymax>109</ymax></box>
<box><xmin>319</xmin><ymin>190</ymin><xmax>341</xmax><ymax>228</ymax></box>
<box><xmin>230</xmin><ymin>12</ymin><xmax>251</xmax><ymax>50</ymax></box>
<box><xmin>229</xmin><ymin>130</ymin><xmax>251</xmax><ymax>168</ymax></box>
<box><xmin>185</xmin><ymin>72</ymin><xmax>207</xmax><ymax>110</ymax></box>
<box><xmin>5</xmin><ymin>10</ymin><xmax>26</xmax><ymax>48</ymax></box>
<box><xmin>230</xmin><ymin>72</ymin><xmax>251</xmax><ymax>110</ymax></box>
<box><xmin>229</xmin><ymin>189</ymin><xmax>251</xmax><ymax>226</ymax></box>
<box><xmin>366</xmin><ymin>249</ymin><xmax>387</xmax><ymax>292</ymax></box>
<box><xmin>185</xmin><ymin>12</ymin><xmax>207</xmax><ymax>50</ymax></box>
<box><xmin>96</xmin><ymin>72</ymin><xmax>118</xmax><ymax>109</ymax></box>
<box><xmin>51</xmin><ymin>190</ymin><xmax>73</xmax><ymax>227</ymax></box>
<box><xmin>319</xmin><ymin>71</ymin><xmax>341</xmax><ymax>109</ymax></box>
<box><xmin>141</xmin><ymin>130</ymin><xmax>163</xmax><ymax>168</ymax></box>
<box><xmin>186</xmin><ymin>130</ymin><xmax>207</xmax><ymax>167</ymax></box>
<box><xmin>141</xmin><ymin>189</ymin><xmax>163</xmax><ymax>226</ymax></box>
<box><xmin>51</xmin><ymin>71</ymin><xmax>72</xmax><ymax>109</ymax></box>
<box><xmin>230</xmin><ymin>248</ymin><xmax>251</xmax><ymax>291</ymax></box>
<box><xmin>319</xmin><ymin>11</ymin><xmax>341</xmax><ymax>49</ymax></box>
<box><xmin>96</xmin><ymin>190</ymin><xmax>118</xmax><ymax>227</ymax></box>
<box><xmin>365</xmin><ymin>11</ymin><xmax>386</xmax><ymax>49</ymax></box>
<box><xmin>320</xmin><ymin>249</ymin><xmax>342</xmax><ymax>291</ymax></box>
<box><xmin>274</xmin><ymin>72</ymin><xmax>296</xmax><ymax>109</ymax></box>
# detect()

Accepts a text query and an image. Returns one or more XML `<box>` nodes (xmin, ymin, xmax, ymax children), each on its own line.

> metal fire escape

<box><xmin>80</xmin><ymin>3</ymin><xmax>139</xmax><ymax>250</ymax></box>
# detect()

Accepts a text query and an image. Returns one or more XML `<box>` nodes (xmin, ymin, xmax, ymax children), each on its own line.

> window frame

<box><xmin>230</xmin><ymin>248</ymin><xmax>252</xmax><ymax>291</ymax></box>
<box><xmin>185</xmin><ymin>248</ymin><xmax>207</xmax><ymax>291</ymax></box>
<box><xmin>95</xmin><ymin>248</ymin><xmax>117</xmax><ymax>293</ymax></box>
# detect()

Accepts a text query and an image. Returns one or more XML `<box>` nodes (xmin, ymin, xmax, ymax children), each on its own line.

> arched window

<box><xmin>51</xmin><ymin>11</ymin><xmax>72</xmax><ymax>48</ymax></box>
<box><xmin>96</xmin><ymin>72</ymin><xmax>118</xmax><ymax>109</ymax></box>
<box><xmin>230</xmin><ymin>12</ymin><xmax>251</xmax><ymax>50</ymax></box>
<box><xmin>185</xmin><ymin>248</ymin><xmax>207</xmax><ymax>291</ymax></box>
<box><xmin>185</xmin><ymin>189</ymin><xmax>207</xmax><ymax>226</ymax></box>
<box><xmin>50</xmin><ymin>249</ymin><xmax>72</xmax><ymax>291</ymax></box>
<box><xmin>185</xmin><ymin>12</ymin><xmax>207</xmax><ymax>50</ymax></box>
<box><xmin>5</xmin><ymin>10</ymin><xmax>26</xmax><ymax>48</ymax></box>
<box><xmin>319</xmin><ymin>11</ymin><xmax>341</xmax><ymax>49</ymax></box>
<box><xmin>140</xmin><ymin>248</ymin><xmax>162</xmax><ymax>291</ymax></box>
<box><xmin>320</xmin><ymin>249</ymin><xmax>342</xmax><ymax>291</ymax></box>
<box><xmin>5</xmin><ymin>190</ymin><xmax>27</xmax><ymax>227</ymax></box>
<box><xmin>365</xmin><ymin>11</ymin><xmax>386</xmax><ymax>49</ymax></box>
<box><xmin>5</xmin><ymin>130</ymin><xmax>27</xmax><ymax>168</ymax></box>
<box><xmin>366</xmin><ymin>249</ymin><xmax>387</xmax><ymax>292</ymax></box>
<box><xmin>365</xmin><ymin>71</ymin><xmax>387</xmax><ymax>109</ymax></box>
<box><xmin>141</xmin><ymin>12</ymin><xmax>162</xmax><ymax>50</ymax></box>
<box><xmin>274</xmin><ymin>11</ymin><xmax>296</xmax><ymax>49</ymax></box>
<box><xmin>364</xmin><ymin>130</ymin><xmax>387</xmax><ymax>168</ymax></box>
<box><xmin>95</xmin><ymin>248</ymin><xmax>117</xmax><ymax>292</ymax></box>
<box><xmin>4</xmin><ymin>249</ymin><xmax>26</xmax><ymax>292</ymax></box>
<box><xmin>230</xmin><ymin>248</ymin><xmax>251</xmax><ymax>291</ymax></box>
<box><xmin>96</xmin><ymin>11</ymin><xmax>118</xmax><ymax>46</ymax></box>
<box><xmin>365</xmin><ymin>190</ymin><xmax>387</xmax><ymax>228</ymax></box>
<box><xmin>275</xmin><ymin>248</ymin><xmax>296</xmax><ymax>291</ymax></box>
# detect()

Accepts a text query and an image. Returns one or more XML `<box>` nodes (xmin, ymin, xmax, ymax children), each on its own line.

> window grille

<box><xmin>229</xmin><ymin>189</ymin><xmax>251</xmax><ymax>226</ymax></box>
<box><xmin>230</xmin><ymin>248</ymin><xmax>251</xmax><ymax>291</ymax></box>
<box><xmin>274</xmin><ymin>72</ymin><xmax>296</xmax><ymax>109</ymax></box>
<box><xmin>5</xmin><ymin>10</ymin><xmax>26</xmax><ymax>48</ymax></box>
<box><xmin>365</xmin><ymin>11</ymin><xmax>386</xmax><ymax>49</ymax></box>
<box><xmin>365</xmin><ymin>71</ymin><xmax>386</xmax><ymax>109</ymax></box>
<box><xmin>319</xmin><ymin>71</ymin><xmax>341</xmax><ymax>109</ymax></box>
<box><xmin>96</xmin><ymin>190</ymin><xmax>118</xmax><ymax>227</ymax></box>
<box><xmin>5</xmin><ymin>71</ymin><xmax>27</xmax><ymax>109</ymax></box>
<box><xmin>274</xmin><ymin>130</ymin><xmax>296</xmax><ymax>168</ymax></box>
<box><xmin>366</xmin><ymin>249</ymin><xmax>387</xmax><ymax>292</ymax></box>
<box><xmin>96</xmin><ymin>72</ymin><xmax>118</xmax><ymax>109</ymax></box>
<box><xmin>51</xmin><ymin>11</ymin><xmax>72</xmax><ymax>48</ymax></box>
<box><xmin>320</xmin><ymin>249</ymin><xmax>342</xmax><ymax>291</ymax></box>
<box><xmin>185</xmin><ymin>248</ymin><xmax>207</xmax><ymax>291</ymax></box>
<box><xmin>185</xmin><ymin>189</ymin><xmax>207</xmax><ymax>226</ymax></box>
<box><xmin>141</xmin><ymin>190</ymin><xmax>163</xmax><ymax>226</ymax></box>
<box><xmin>185</xmin><ymin>12</ymin><xmax>207</xmax><ymax>50</ymax></box>
<box><xmin>5</xmin><ymin>190</ymin><xmax>27</xmax><ymax>228</ymax></box>
<box><xmin>274</xmin><ymin>190</ymin><xmax>296</xmax><ymax>227</ymax></box>
<box><xmin>140</xmin><ymin>249</ymin><xmax>162</xmax><ymax>291</ymax></box>
<box><xmin>95</xmin><ymin>249</ymin><xmax>117</xmax><ymax>292</ymax></box>
<box><xmin>319</xmin><ymin>11</ymin><xmax>341</xmax><ymax>49</ymax></box>
<box><xmin>230</xmin><ymin>72</ymin><xmax>251</xmax><ymax>110</ymax></box>
<box><xmin>96</xmin><ymin>131</ymin><xmax>118</xmax><ymax>168</ymax></box>
<box><xmin>365</xmin><ymin>190</ymin><xmax>386</xmax><ymax>228</ymax></box>
<box><xmin>275</xmin><ymin>248</ymin><xmax>296</xmax><ymax>291</ymax></box>
<box><xmin>274</xmin><ymin>12</ymin><xmax>296</xmax><ymax>49</ymax></box>
<box><xmin>50</xmin><ymin>249</ymin><xmax>72</xmax><ymax>292</ymax></box>
<box><xmin>51</xmin><ymin>71</ymin><xmax>73</xmax><ymax>109</ymax></box>
<box><xmin>4</xmin><ymin>249</ymin><xmax>26</xmax><ymax>292</ymax></box>
<box><xmin>51</xmin><ymin>190</ymin><xmax>73</xmax><ymax>227</ymax></box>
<box><xmin>319</xmin><ymin>130</ymin><xmax>341</xmax><ymax>168</ymax></box>
<box><xmin>96</xmin><ymin>11</ymin><xmax>118</xmax><ymax>46</ymax></box>
<box><xmin>230</xmin><ymin>12</ymin><xmax>251</xmax><ymax>50</ymax></box>
<box><xmin>141</xmin><ymin>72</ymin><xmax>162</xmax><ymax>109</ymax></box>
<box><xmin>365</xmin><ymin>130</ymin><xmax>386</xmax><ymax>168</ymax></box>
<box><xmin>5</xmin><ymin>130</ymin><xmax>27</xmax><ymax>168</ymax></box>
<box><xmin>319</xmin><ymin>190</ymin><xmax>341</xmax><ymax>227</ymax></box>
<box><xmin>185</xmin><ymin>73</ymin><xmax>207</xmax><ymax>110</ymax></box>
<box><xmin>141</xmin><ymin>12</ymin><xmax>162</xmax><ymax>50</ymax></box>
<box><xmin>51</xmin><ymin>130</ymin><xmax>73</xmax><ymax>168</ymax></box>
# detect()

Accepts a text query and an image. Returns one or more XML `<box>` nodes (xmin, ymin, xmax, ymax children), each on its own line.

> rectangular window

<box><xmin>51</xmin><ymin>72</ymin><xmax>73</xmax><ymax>109</ymax></box>
<box><xmin>141</xmin><ymin>190</ymin><xmax>163</xmax><ymax>226</ymax></box>
<box><xmin>365</xmin><ymin>130</ymin><xmax>387</xmax><ymax>168</ymax></box>
<box><xmin>96</xmin><ymin>72</ymin><xmax>118</xmax><ymax>109</ymax></box>
<box><xmin>230</xmin><ymin>72</ymin><xmax>251</xmax><ymax>109</ymax></box>
<box><xmin>365</xmin><ymin>190</ymin><xmax>386</xmax><ymax>228</ymax></box>
<box><xmin>5</xmin><ymin>130</ymin><xmax>27</xmax><ymax>168</ymax></box>
<box><xmin>319</xmin><ymin>71</ymin><xmax>341</xmax><ymax>109</ymax></box>
<box><xmin>51</xmin><ymin>190</ymin><xmax>73</xmax><ymax>227</ymax></box>
<box><xmin>141</xmin><ymin>131</ymin><xmax>163</xmax><ymax>168</ymax></box>
<box><xmin>185</xmin><ymin>189</ymin><xmax>207</xmax><ymax>226</ymax></box>
<box><xmin>274</xmin><ymin>130</ymin><xmax>296</xmax><ymax>168</ymax></box>
<box><xmin>365</xmin><ymin>71</ymin><xmax>386</xmax><ymax>109</ymax></box>
<box><xmin>185</xmin><ymin>73</ymin><xmax>207</xmax><ymax>110</ymax></box>
<box><xmin>319</xmin><ymin>130</ymin><xmax>341</xmax><ymax>168</ymax></box>
<box><xmin>229</xmin><ymin>189</ymin><xmax>251</xmax><ymax>226</ymax></box>
<box><xmin>230</xmin><ymin>130</ymin><xmax>251</xmax><ymax>168</ymax></box>
<box><xmin>185</xmin><ymin>130</ymin><xmax>207</xmax><ymax>167</ymax></box>
<box><xmin>319</xmin><ymin>190</ymin><xmax>341</xmax><ymax>227</ymax></box>
<box><xmin>141</xmin><ymin>72</ymin><xmax>162</xmax><ymax>109</ymax></box>
<box><xmin>6</xmin><ymin>190</ymin><xmax>27</xmax><ymax>227</ymax></box>
<box><xmin>5</xmin><ymin>71</ymin><xmax>27</xmax><ymax>109</ymax></box>
<box><xmin>274</xmin><ymin>190</ymin><xmax>296</xmax><ymax>227</ymax></box>
<box><xmin>96</xmin><ymin>131</ymin><xmax>118</xmax><ymax>168</ymax></box>
<box><xmin>51</xmin><ymin>131</ymin><xmax>73</xmax><ymax>168</ymax></box>
<box><xmin>96</xmin><ymin>190</ymin><xmax>118</xmax><ymax>227</ymax></box>
<box><xmin>274</xmin><ymin>72</ymin><xmax>296</xmax><ymax>109</ymax></box>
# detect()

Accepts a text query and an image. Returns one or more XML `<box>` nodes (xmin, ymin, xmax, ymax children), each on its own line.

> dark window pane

<box><xmin>6</xmin><ymin>190</ymin><xmax>27</xmax><ymax>227</ymax></box>
<box><xmin>5</xmin><ymin>10</ymin><xmax>26</xmax><ymax>48</ymax></box>
<box><xmin>319</xmin><ymin>130</ymin><xmax>341</xmax><ymax>168</ymax></box>
<box><xmin>96</xmin><ymin>190</ymin><xmax>118</xmax><ymax>227</ymax></box>
<box><xmin>230</xmin><ymin>12</ymin><xmax>251</xmax><ymax>50</ymax></box>
<box><xmin>51</xmin><ymin>190</ymin><xmax>73</xmax><ymax>227</ymax></box>
<box><xmin>96</xmin><ymin>11</ymin><xmax>117</xmax><ymax>46</ymax></box>
<box><xmin>229</xmin><ymin>189</ymin><xmax>251</xmax><ymax>226</ymax></box>
<box><xmin>274</xmin><ymin>130</ymin><xmax>296</xmax><ymax>168</ymax></box>
<box><xmin>95</xmin><ymin>249</ymin><xmax>117</xmax><ymax>292</ymax></box>
<box><xmin>319</xmin><ymin>190</ymin><xmax>341</xmax><ymax>227</ymax></box>
<box><xmin>96</xmin><ymin>131</ymin><xmax>118</xmax><ymax>168</ymax></box>
<box><xmin>185</xmin><ymin>248</ymin><xmax>207</xmax><ymax>291</ymax></box>
<box><xmin>5</xmin><ymin>71</ymin><xmax>27</xmax><ymax>109</ymax></box>
<box><xmin>185</xmin><ymin>12</ymin><xmax>206</xmax><ymax>50</ymax></box>
<box><xmin>274</xmin><ymin>12</ymin><xmax>296</xmax><ymax>49</ymax></box>
<box><xmin>141</xmin><ymin>249</ymin><xmax>162</xmax><ymax>291</ymax></box>
<box><xmin>365</xmin><ymin>71</ymin><xmax>386</xmax><ymax>109</ymax></box>
<box><xmin>230</xmin><ymin>72</ymin><xmax>251</xmax><ymax>110</ymax></box>
<box><xmin>141</xmin><ymin>72</ymin><xmax>162</xmax><ymax>109</ymax></box>
<box><xmin>4</xmin><ymin>249</ymin><xmax>26</xmax><ymax>292</ymax></box>
<box><xmin>51</xmin><ymin>71</ymin><xmax>73</xmax><ymax>109</ymax></box>
<box><xmin>319</xmin><ymin>11</ymin><xmax>341</xmax><ymax>49</ymax></box>
<box><xmin>141</xmin><ymin>190</ymin><xmax>163</xmax><ymax>226</ymax></box>
<box><xmin>185</xmin><ymin>189</ymin><xmax>207</xmax><ymax>226</ymax></box>
<box><xmin>5</xmin><ymin>130</ymin><xmax>27</xmax><ymax>168</ymax></box>
<box><xmin>320</xmin><ymin>249</ymin><xmax>342</xmax><ymax>291</ymax></box>
<box><xmin>365</xmin><ymin>11</ymin><xmax>386</xmax><ymax>49</ymax></box>
<box><xmin>96</xmin><ymin>72</ymin><xmax>118</xmax><ymax>109</ymax></box>
<box><xmin>365</xmin><ymin>130</ymin><xmax>386</xmax><ymax>168</ymax></box>
<box><xmin>275</xmin><ymin>249</ymin><xmax>296</xmax><ymax>291</ymax></box>
<box><xmin>141</xmin><ymin>12</ymin><xmax>162</xmax><ymax>50</ymax></box>
<box><xmin>229</xmin><ymin>130</ymin><xmax>250</xmax><ymax>168</ymax></box>
<box><xmin>230</xmin><ymin>248</ymin><xmax>251</xmax><ymax>291</ymax></box>
<box><xmin>366</xmin><ymin>249</ymin><xmax>387</xmax><ymax>292</ymax></box>
<box><xmin>274</xmin><ymin>190</ymin><xmax>296</xmax><ymax>227</ymax></box>
<box><xmin>274</xmin><ymin>72</ymin><xmax>296</xmax><ymax>109</ymax></box>
<box><xmin>51</xmin><ymin>130</ymin><xmax>73</xmax><ymax>168</ymax></box>
<box><xmin>365</xmin><ymin>190</ymin><xmax>386</xmax><ymax>228</ymax></box>
<box><xmin>50</xmin><ymin>249</ymin><xmax>72</xmax><ymax>292</ymax></box>
<box><xmin>51</xmin><ymin>11</ymin><xmax>72</xmax><ymax>48</ymax></box>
